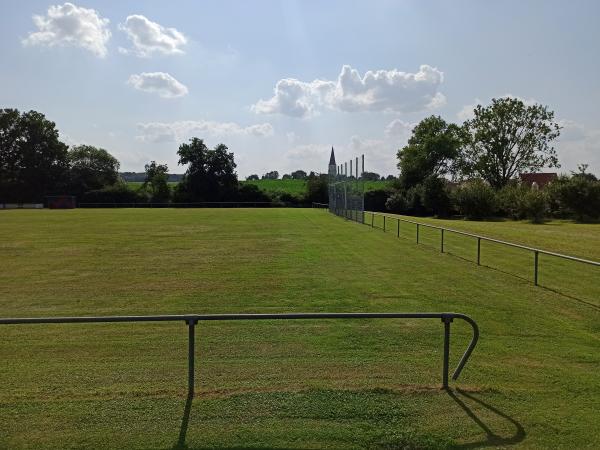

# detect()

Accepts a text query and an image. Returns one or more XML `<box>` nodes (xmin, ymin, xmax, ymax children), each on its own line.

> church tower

<box><xmin>328</xmin><ymin>147</ymin><xmax>336</xmax><ymax>211</ymax></box>
<box><xmin>328</xmin><ymin>147</ymin><xmax>336</xmax><ymax>177</ymax></box>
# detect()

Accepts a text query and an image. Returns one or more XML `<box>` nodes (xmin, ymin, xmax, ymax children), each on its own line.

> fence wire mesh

<box><xmin>328</xmin><ymin>154</ymin><xmax>365</xmax><ymax>223</ymax></box>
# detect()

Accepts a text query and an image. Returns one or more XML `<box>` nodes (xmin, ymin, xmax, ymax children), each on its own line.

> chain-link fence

<box><xmin>328</xmin><ymin>154</ymin><xmax>365</xmax><ymax>223</ymax></box>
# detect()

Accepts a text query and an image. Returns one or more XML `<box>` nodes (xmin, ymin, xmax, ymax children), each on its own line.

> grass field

<box><xmin>1</xmin><ymin>209</ymin><xmax>599</xmax><ymax>449</ymax></box>
<box><xmin>366</xmin><ymin>212</ymin><xmax>600</xmax><ymax>306</ymax></box>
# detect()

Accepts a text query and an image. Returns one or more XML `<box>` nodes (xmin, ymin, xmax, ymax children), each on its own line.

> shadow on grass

<box><xmin>173</xmin><ymin>394</ymin><xmax>193</xmax><ymax>450</ymax></box>
<box><xmin>446</xmin><ymin>388</ymin><xmax>526</xmax><ymax>448</ymax></box>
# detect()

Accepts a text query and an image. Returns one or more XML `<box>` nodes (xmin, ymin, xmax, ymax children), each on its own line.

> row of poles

<box><xmin>336</xmin><ymin>155</ymin><xmax>365</xmax><ymax>179</ymax></box>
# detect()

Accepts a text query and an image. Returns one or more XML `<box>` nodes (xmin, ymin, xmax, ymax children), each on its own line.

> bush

<box><xmin>277</xmin><ymin>192</ymin><xmax>303</xmax><ymax>206</ymax></box>
<box><xmin>550</xmin><ymin>176</ymin><xmax>600</xmax><ymax>222</ymax></box>
<box><xmin>80</xmin><ymin>183</ymin><xmax>145</xmax><ymax>203</ymax></box>
<box><xmin>305</xmin><ymin>174</ymin><xmax>328</xmax><ymax>204</ymax></box>
<box><xmin>452</xmin><ymin>180</ymin><xmax>496</xmax><ymax>220</ymax></box>
<box><xmin>365</xmin><ymin>188</ymin><xmax>392</xmax><ymax>212</ymax></box>
<box><xmin>235</xmin><ymin>183</ymin><xmax>272</xmax><ymax>203</ymax></box>
<box><xmin>520</xmin><ymin>189</ymin><xmax>549</xmax><ymax>223</ymax></box>
<box><xmin>385</xmin><ymin>177</ymin><xmax>451</xmax><ymax>217</ymax></box>
<box><xmin>385</xmin><ymin>191</ymin><xmax>408</xmax><ymax>213</ymax></box>
<box><xmin>497</xmin><ymin>183</ymin><xmax>529</xmax><ymax>219</ymax></box>
<box><xmin>420</xmin><ymin>176</ymin><xmax>452</xmax><ymax>217</ymax></box>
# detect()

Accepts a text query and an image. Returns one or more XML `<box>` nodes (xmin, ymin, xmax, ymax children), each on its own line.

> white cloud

<box><xmin>384</xmin><ymin>119</ymin><xmax>414</xmax><ymax>138</ymax></box>
<box><xmin>456</xmin><ymin>99</ymin><xmax>480</xmax><ymax>122</ymax></box>
<box><xmin>555</xmin><ymin>122</ymin><xmax>600</xmax><ymax>174</ymax></box>
<box><xmin>22</xmin><ymin>2</ymin><xmax>111</xmax><ymax>57</ymax></box>
<box><xmin>119</xmin><ymin>15</ymin><xmax>187</xmax><ymax>57</ymax></box>
<box><xmin>127</xmin><ymin>72</ymin><xmax>188</xmax><ymax>98</ymax></box>
<box><xmin>253</xmin><ymin>65</ymin><xmax>445</xmax><ymax>118</ymax></box>
<box><xmin>136</xmin><ymin>120</ymin><xmax>274</xmax><ymax>143</ymax></box>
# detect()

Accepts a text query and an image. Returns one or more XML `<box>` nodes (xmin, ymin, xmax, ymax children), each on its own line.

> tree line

<box><xmin>0</xmin><ymin>108</ymin><xmax>327</xmax><ymax>205</ymax></box>
<box><xmin>245</xmin><ymin>170</ymin><xmax>395</xmax><ymax>181</ymax></box>
<box><xmin>374</xmin><ymin>97</ymin><xmax>599</xmax><ymax>222</ymax></box>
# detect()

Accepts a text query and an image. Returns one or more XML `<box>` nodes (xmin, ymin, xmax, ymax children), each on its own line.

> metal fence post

<box><xmin>397</xmin><ymin>218</ymin><xmax>400</xmax><ymax>238</ymax></box>
<box><xmin>383</xmin><ymin>215</ymin><xmax>386</xmax><ymax>232</ymax></box>
<box><xmin>442</xmin><ymin>316</ymin><xmax>453</xmax><ymax>389</ymax></box>
<box><xmin>534</xmin><ymin>251</ymin><xmax>539</xmax><ymax>286</ymax></box>
<box><xmin>441</xmin><ymin>229</ymin><xmax>444</xmax><ymax>253</ymax></box>
<box><xmin>416</xmin><ymin>224</ymin><xmax>420</xmax><ymax>244</ymax></box>
<box><xmin>186</xmin><ymin>318</ymin><xmax>197</xmax><ymax>398</ymax></box>
<box><xmin>371</xmin><ymin>213</ymin><xmax>374</xmax><ymax>228</ymax></box>
<box><xmin>477</xmin><ymin>238</ymin><xmax>481</xmax><ymax>265</ymax></box>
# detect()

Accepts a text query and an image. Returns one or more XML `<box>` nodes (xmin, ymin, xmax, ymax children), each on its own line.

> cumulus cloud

<box><xmin>253</xmin><ymin>64</ymin><xmax>445</xmax><ymax>118</ymax></box>
<box><xmin>119</xmin><ymin>15</ymin><xmax>187</xmax><ymax>57</ymax></box>
<box><xmin>384</xmin><ymin>119</ymin><xmax>414</xmax><ymax>138</ymax></box>
<box><xmin>127</xmin><ymin>72</ymin><xmax>188</xmax><ymax>98</ymax></box>
<box><xmin>136</xmin><ymin>120</ymin><xmax>274</xmax><ymax>143</ymax></box>
<box><xmin>22</xmin><ymin>2</ymin><xmax>111</xmax><ymax>57</ymax></box>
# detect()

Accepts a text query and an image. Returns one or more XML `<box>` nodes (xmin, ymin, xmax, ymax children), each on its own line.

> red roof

<box><xmin>519</xmin><ymin>173</ymin><xmax>557</xmax><ymax>187</ymax></box>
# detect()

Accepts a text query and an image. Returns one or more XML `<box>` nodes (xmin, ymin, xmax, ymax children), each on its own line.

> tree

<box><xmin>174</xmin><ymin>138</ymin><xmax>238</xmax><ymax>201</ymax></box>
<box><xmin>571</xmin><ymin>164</ymin><xmax>597</xmax><ymax>182</ymax></box>
<box><xmin>305</xmin><ymin>172</ymin><xmax>328</xmax><ymax>203</ymax></box>
<box><xmin>246</xmin><ymin>174</ymin><xmax>259</xmax><ymax>180</ymax></box>
<box><xmin>142</xmin><ymin>161</ymin><xmax>170</xmax><ymax>202</ymax></box>
<box><xmin>362</xmin><ymin>171</ymin><xmax>381</xmax><ymax>181</ymax></box>
<box><xmin>291</xmin><ymin>170</ymin><xmax>307</xmax><ymax>180</ymax></box>
<box><xmin>282</xmin><ymin>174</ymin><xmax>292</xmax><ymax>180</ymax></box>
<box><xmin>397</xmin><ymin>116</ymin><xmax>462</xmax><ymax>189</ymax></box>
<box><xmin>551</xmin><ymin>174</ymin><xmax>600</xmax><ymax>222</ymax></box>
<box><xmin>262</xmin><ymin>170</ymin><xmax>279</xmax><ymax>180</ymax></box>
<box><xmin>0</xmin><ymin>108</ymin><xmax>69</xmax><ymax>201</ymax></box>
<box><xmin>68</xmin><ymin>145</ymin><xmax>120</xmax><ymax>196</ymax></box>
<box><xmin>459</xmin><ymin>97</ymin><xmax>561</xmax><ymax>189</ymax></box>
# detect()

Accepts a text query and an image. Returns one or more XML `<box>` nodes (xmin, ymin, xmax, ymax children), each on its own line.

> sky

<box><xmin>1</xmin><ymin>0</ymin><xmax>599</xmax><ymax>178</ymax></box>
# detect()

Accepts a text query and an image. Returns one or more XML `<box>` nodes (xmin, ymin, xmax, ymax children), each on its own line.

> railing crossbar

<box><xmin>365</xmin><ymin>211</ymin><xmax>599</xmax><ymax>267</ymax></box>
<box><xmin>0</xmin><ymin>312</ymin><xmax>478</xmax><ymax>394</ymax></box>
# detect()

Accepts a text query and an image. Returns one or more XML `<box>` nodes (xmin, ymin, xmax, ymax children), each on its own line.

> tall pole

<box><xmin>361</xmin><ymin>155</ymin><xmax>365</xmax><ymax>224</ymax></box>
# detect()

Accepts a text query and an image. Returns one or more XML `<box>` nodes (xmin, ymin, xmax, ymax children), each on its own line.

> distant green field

<box><xmin>0</xmin><ymin>209</ymin><xmax>598</xmax><ymax>449</ymax></box>
<box><xmin>126</xmin><ymin>179</ymin><xmax>393</xmax><ymax>198</ymax></box>
<box><xmin>242</xmin><ymin>179</ymin><xmax>307</xmax><ymax>196</ymax></box>
<box><xmin>126</xmin><ymin>181</ymin><xmax>178</xmax><ymax>191</ymax></box>
<box><xmin>242</xmin><ymin>178</ymin><xmax>393</xmax><ymax>198</ymax></box>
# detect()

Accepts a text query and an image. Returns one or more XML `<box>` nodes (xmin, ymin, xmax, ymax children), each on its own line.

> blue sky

<box><xmin>1</xmin><ymin>0</ymin><xmax>599</xmax><ymax>177</ymax></box>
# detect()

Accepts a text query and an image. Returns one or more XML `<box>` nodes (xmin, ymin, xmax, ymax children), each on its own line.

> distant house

<box><xmin>519</xmin><ymin>172</ymin><xmax>557</xmax><ymax>188</ymax></box>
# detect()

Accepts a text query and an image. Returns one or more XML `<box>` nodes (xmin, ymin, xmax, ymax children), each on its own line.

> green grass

<box><xmin>367</xmin><ymin>213</ymin><xmax>600</xmax><ymax>306</ymax></box>
<box><xmin>242</xmin><ymin>179</ymin><xmax>307</xmax><ymax>197</ymax></box>
<box><xmin>0</xmin><ymin>209</ymin><xmax>599</xmax><ymax>449</ymax></box>
<box><xmin>127</xmin><ymin>179</ymin><xmax>392</xmax><ymax>198</ymax></box>
<box><xmin>126</xmin><ymin>181</ymin><xmax>178</xmax><ymax>192</ymax></box>
<box><xmin>391</xmin><ymin>215</ymin><xmax>600</xmax><ymax>261</ymax></box>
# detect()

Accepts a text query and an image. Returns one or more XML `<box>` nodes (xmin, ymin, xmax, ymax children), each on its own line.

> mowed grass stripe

<box><xmin>0</xmin><ymin>209</ymin><xmax>598</xmax><ymax>449</ymax></box>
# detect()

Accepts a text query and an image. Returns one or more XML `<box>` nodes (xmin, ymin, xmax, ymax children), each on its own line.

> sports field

<box><xmin>0</xmin><ymin>209</ymin><xmax>599</xmax><ymax>449</ymax></box>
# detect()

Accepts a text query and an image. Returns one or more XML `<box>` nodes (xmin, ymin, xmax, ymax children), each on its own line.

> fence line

<box><xmin>79</xmin><ymin>201</ymin><xmax>290</xmax><ymax>208</ymax></box>
<box><xmin>0</xmin><ymin>312</ymin><xmax>479</xmax><ymax>395</ymax></box>
<box><xmin>362</xmin><ymin>211</ymin><xmax>599</xmax><ymax>292</ymax></box>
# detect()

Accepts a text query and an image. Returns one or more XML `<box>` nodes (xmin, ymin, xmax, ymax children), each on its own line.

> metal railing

<box><xmin>364</xmin><ymin>211</ymin><xmax>600</xmax><ymax>288</ymax></box>
<box><xmin>311</xmin><ymin>202</ymin><xmax>329</xmax><ymax>209</ymax></box>
<box><xmin>0</xmin><ymin>312</ymin><xmax>479</xmax><ymax>396</ymax></box>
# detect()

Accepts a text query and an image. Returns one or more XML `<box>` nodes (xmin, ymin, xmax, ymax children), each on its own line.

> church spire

<box><xmin>328</xmin><ymin>146</ymin><xmax>336</xmax><ymax>166</ymax></box>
